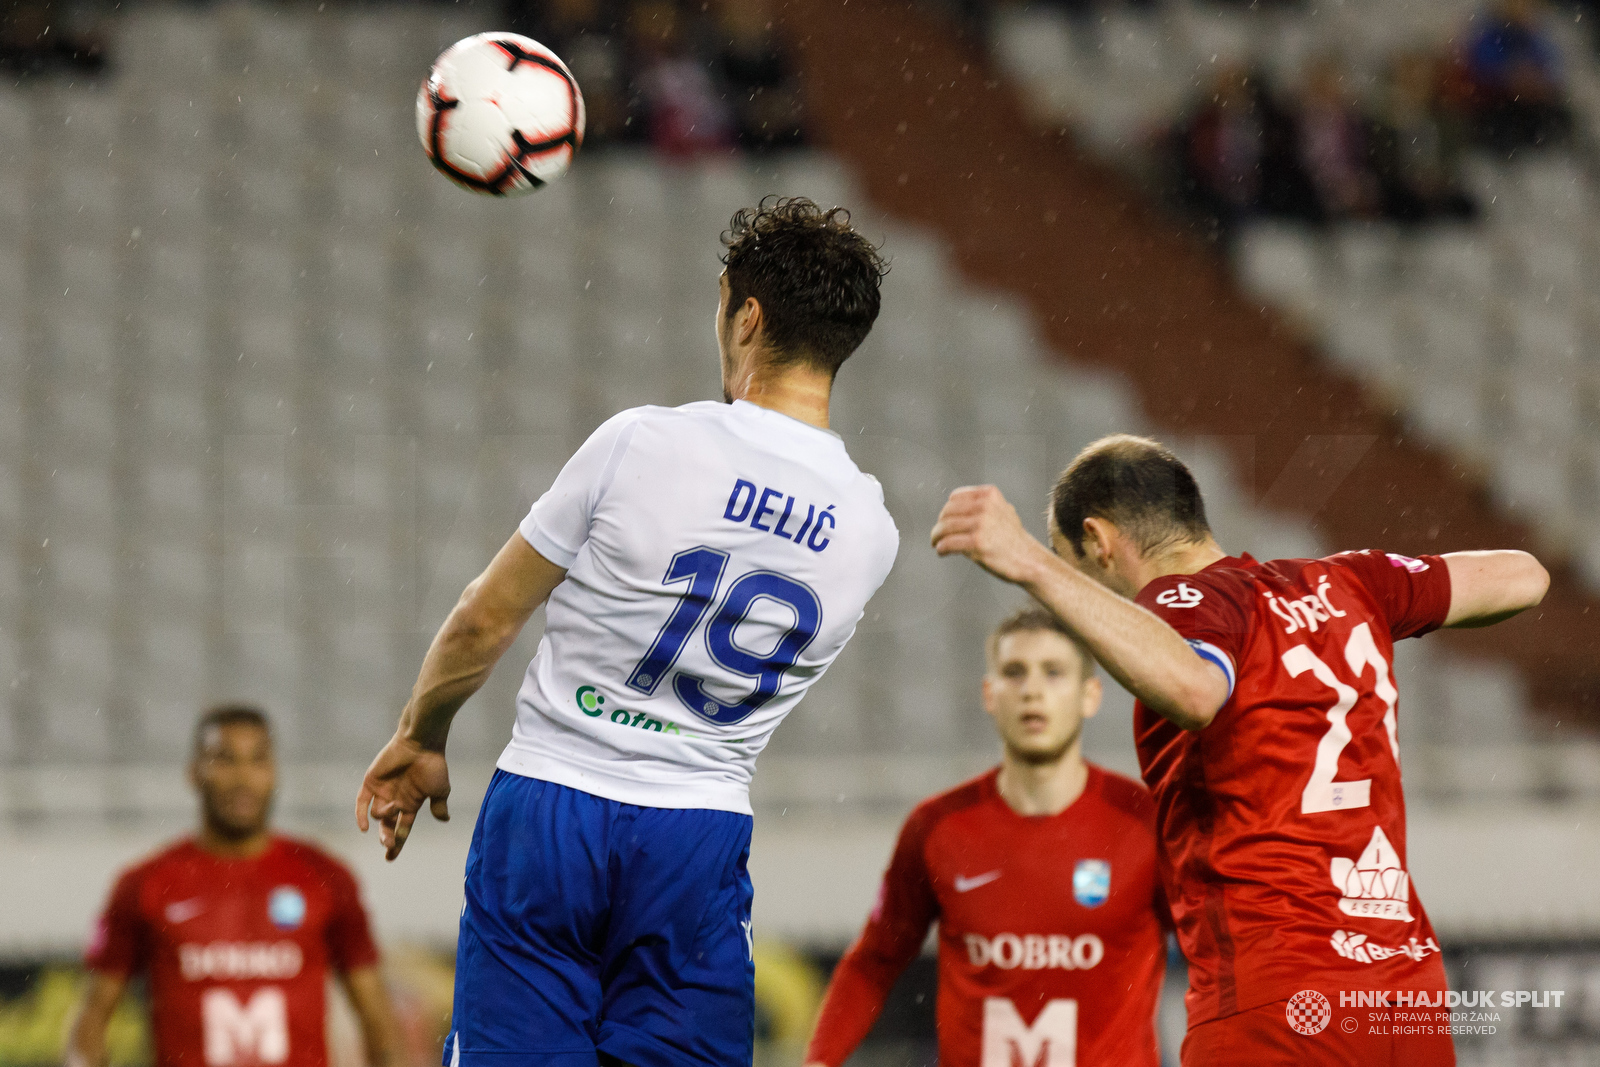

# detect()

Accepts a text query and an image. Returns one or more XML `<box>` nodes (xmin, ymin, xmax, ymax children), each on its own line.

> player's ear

<box><xmin>736</xmin><ymin>296</ymin><xmax>762</xmax><ymax>346</ymax></box>
<box><xmin>980</xmin><ymin>674</ymin><xmax>1000</xmax><ymax>719</ymax></box>
<box><xmin>1081</xmin><ymin>517</ymin><xmax>1114</xmax><ymax>569</ymax></box>
<box><xmin>1079</xmin><ymin>674</ymin><xmax>1103</xmax><ymax>720</ymax></box>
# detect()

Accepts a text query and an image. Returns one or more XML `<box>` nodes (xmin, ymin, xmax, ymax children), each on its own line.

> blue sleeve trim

<box><xmin>1186</xmin><ymin>639</ymin><xmax>1236</xmax><ymax>701</ymax></box>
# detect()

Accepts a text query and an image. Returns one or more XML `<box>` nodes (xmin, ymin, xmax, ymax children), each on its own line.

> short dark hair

<box><xmin>985</xmin><ymin>607</ymin><xmax>1094</xmax><ymax>677</ymax></box>
<box><xmin>193</xmin><ymin>703</ymin><xmax>272</xmax><ymax>757</ymax></box>
<box><xmin>720</xmin><ymin>196</ymin><xmax>888</xmax><ymax>374</ymax></box>
<box><xmin>1050</xmin><ymin>434</ymin><xmax>1211</xmax><ymax>559</ymax></box>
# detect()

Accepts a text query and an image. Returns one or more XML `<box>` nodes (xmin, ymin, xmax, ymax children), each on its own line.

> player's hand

<box><xmin>355</xmin><ymin>732</ymin><xmax>451</xmax><ymax>862</ymax></box>
<box><xmin>930</xmin><ymin>485</ymin><xmax>1049</xmax><ymax>585</ymax></box>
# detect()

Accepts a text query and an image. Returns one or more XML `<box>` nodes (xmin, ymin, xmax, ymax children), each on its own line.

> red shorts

<box><xmin>1181</xmin><ymin>997</ymin><xmax>1456</xmax><ymax>1067</ymax></box>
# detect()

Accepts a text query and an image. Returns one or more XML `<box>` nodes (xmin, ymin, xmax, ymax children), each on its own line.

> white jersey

<box><xmin>499</xmin><ymin>399</ymin><xmax>899</xmax><ymax>814</ymax></box>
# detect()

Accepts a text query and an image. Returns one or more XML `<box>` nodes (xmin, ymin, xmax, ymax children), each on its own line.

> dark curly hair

<box><xmin>720</xmin><ymin>196</ymin><xmax>888</xmax><ymax>375</ymax></box>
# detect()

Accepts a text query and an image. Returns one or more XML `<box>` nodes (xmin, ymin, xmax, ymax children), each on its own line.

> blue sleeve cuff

<box><xmin>1186</xmin><ymin>639</ymin><xmax>1236</xmax><ymax>701</ymax></box>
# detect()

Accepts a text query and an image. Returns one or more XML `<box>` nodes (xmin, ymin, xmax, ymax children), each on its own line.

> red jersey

<box><xmin>85</xmin><ymin>836</ymin><xmax>380</xmax><ymax>1067</ymax></box>
<box><xmin>1135</xmin><ymin>550</ymin><xmax>1453</xmax><ymax>1027</ymax></box>
<box><xmin>806</xmin><ymin>765</ymin><xmax>1170</xmax><ymax>1067</ymax></box>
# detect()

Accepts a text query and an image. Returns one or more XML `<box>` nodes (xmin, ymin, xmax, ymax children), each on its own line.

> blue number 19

<box><xmin>626</xmin><ymin>547</ymin><xmax>823</xmax><ymax>726</ymax></box>
<box><xmin>627</xmin><ymin>547</ymin><xmax>729</xmax><ymax>695</ymax></box>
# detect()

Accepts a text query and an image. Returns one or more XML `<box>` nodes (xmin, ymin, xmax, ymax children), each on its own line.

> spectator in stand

<box><xmin>1173</xmin><ymin>62</ymin><xmax>1309</xmax><ymax>236</ymax></box>
<box><xmin>1371</xmin><ymin>51</ymin><xmax>1477</xmax><ymax>222</ymax></box>
<box><xmin>1175</xmin><ymin>63</ymin><xmax>1266</xmax><ymax>232</ymax></box>
<box><xmin>628</xmin><ymin>0</ymin><xmax>739</xmax><ymax>157</ymax></box>
<box><xmin>1461</xmin><ymin>0</ymin><xmax>1573</xmax><ymax>150</ymax></box>
<box><xmin>715</xmin><ymin>0</ymin><xmax>806</xmax><ymax>150</ymax></box>
<box><xmin>0</xmin><ymin>0</ymin><xmax>106</xmax><ymax>76</ymax></box>
<box><xmin>1288</xmin><ymin>56</ymin><xmax>1385</xmax><ymax>222</ymax></box>
<box><xmin>510</xmin><ymin>0</ymin><xmax>633</xmax><ymax>145</ymax></box>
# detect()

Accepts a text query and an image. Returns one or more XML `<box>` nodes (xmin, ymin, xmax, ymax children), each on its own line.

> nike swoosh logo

<box><xmin>954</xmin><ymin>871</ymin><xmax>1002</xmax><ymax>893</ymax></box>
<box><xmin>164</xmin><ymin>898</ymin><xmax>205</xmax><ymax>924</ymax></box>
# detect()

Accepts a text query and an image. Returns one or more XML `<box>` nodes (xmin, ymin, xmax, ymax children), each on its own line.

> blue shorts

<box><xmin>445</xmin><ymin>770</ymin><xmax>755</xmax><ymax>1067</ymax></box>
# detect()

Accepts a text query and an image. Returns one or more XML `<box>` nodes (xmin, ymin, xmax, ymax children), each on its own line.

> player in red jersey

<box><xmin>66</xmin><ymin>705</ymin><xmax>398</xmax><ymax>1067</ymax></box>
<box><xmin>931</xmin><ymin>435</ymin><xmax>1549</xmax><ymax>1067</ymax></box>
<box><xmin>803</xmin><ymin>607</ymin><xmax>1170</xmax><ymax>1067</ymax></box>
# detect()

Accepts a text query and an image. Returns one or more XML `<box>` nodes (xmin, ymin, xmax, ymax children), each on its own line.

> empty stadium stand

<box><xmin>2</xmin><ymin>13</ymin><xmax>1600</xmax><ymax>1028</ymax></box>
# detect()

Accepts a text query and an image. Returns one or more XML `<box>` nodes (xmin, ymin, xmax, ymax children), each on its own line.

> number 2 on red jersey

<box><xmin>1282</xmin><ymin>622</ymin><xmax>1401</xmax><ymax>815</ymax></box>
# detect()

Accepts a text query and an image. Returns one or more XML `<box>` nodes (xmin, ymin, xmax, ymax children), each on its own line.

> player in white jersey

<box><xmin>355</xmin><ymin>198</ymin><xmax>897</xmax><ymax>1067</ymax></box>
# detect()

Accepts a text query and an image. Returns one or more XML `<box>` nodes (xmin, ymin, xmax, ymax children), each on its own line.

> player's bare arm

<box><xmin>340</xmin><ymin>964</ymin><xmax>403</xmax><ymax>1067</ymax></box>
<box><xmin>63</xmin><ymin>971</ymin><xmax>127</xmax><ymax>1067</ymax></box>
<box><xmin>1442</xmin><ymin>550</ymin><xmax>1549</xmax><ymax>628</ymax></box>
<box><xmin>931</xmin><ymin>485</ymin><xmax>1228</xmax><ymax>730</ymax></box>
<box><xmin>357</xmin><ymin>532</ymin><xmax>566</xmax><ymax>859</ymax></box>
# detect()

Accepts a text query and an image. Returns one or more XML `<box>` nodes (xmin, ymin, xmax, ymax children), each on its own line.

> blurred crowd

<box><xmin>0</xmin><ymin>0</ymin><xmax>106</xmax><ymax>76</ymax></box>
<box><xmin>1170</xmin><ymin>0</ymin><xmax>1574</xmax><ymax>233</ymax></box>
<box><xmin>505</xmin><ymin>0</ymin><xmax>808</xmax><ymax>155</ymax></box>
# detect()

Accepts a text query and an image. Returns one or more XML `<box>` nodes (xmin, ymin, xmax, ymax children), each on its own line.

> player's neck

<box><xmin>729</xmin><ymin>360</ymin><xmax>833</xmax><ymax>430</ymax></box>
<box><xmin>1130</xmin><ymin>537</ymin><xmax>1228</xmax><ymax>592</ymax></box>
<box><xmin>196</xmin><ymin>823</ymin><xmax>274</xmax><ymax>861</ymax></box>
<box><xmin>995</xmin><ymin>747</ymin><xmax>1089</xmax><ymax>817</ymax></box>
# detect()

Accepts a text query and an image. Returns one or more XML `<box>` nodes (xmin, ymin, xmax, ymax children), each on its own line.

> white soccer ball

<box><xmin>416</xmin><ymin>32</ymin><xmax>585</xmax><ymax>196</ymax></box>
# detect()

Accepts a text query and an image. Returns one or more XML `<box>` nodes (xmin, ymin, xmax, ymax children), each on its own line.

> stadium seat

<box><xmin>142</xmin><ymin>244</ymin><xmax>210</xmax><ymax>313</ymax></box>
<box><xmin>1489</xmin><ymin>444</ymin><xmax>1576</xmax><ymax>536</ymax></box>
<box><xmin>991</xmin><ymin>7</ymin><xmax>1075</xmax><ymax>89</ymax></box>
<box><xmin>143</xmin><ymin>383</ymin><xmax>209</xmax><ymax>438</ymax></box>
<box><xmin>327</xmin><ymin>243</ymin><xmax>393</xmax><ymax>313</ymax></box>
<box><xmin>333</xmin><ymin>164</ymin><xmax>397</xmax><ymax>227</ymax></box>
<box><xmin>137</xmin><ymin>315</ymin><xmax>210</xmax><ymax>390</ymax></box>
<box><xmin>216</xmin><ymin>632</ymin><xmax>305</xmax><ymax>752</ymax></box>
<box><xmin>1501</xmin><ymin>230</ymin><xmax>1584</xmax><ymax>306</ymax></box>
<box><xmin>135</xmin><ymin>624</ymin><xmax>209</xmax><ymax>756</ymax></box>
<box><xmin>1234</xmin><ymin>223</ymin><xmax>1324</xmax><ymax>315</ymax></box>
<box><xmin>1408</xmin><ymin>228</ymin><xmax>1498</xmax><ymax>300</ymax></box>
<box><xmin>1503</xmin><ymin>373</ymin><xmax>1585</xmax><ymax>445</ymax></box>
<box><xmin>1323</xmin><ymin>298</ymin><xmax>1405</xmax><ymax>385</ymax></box>
<box><xmin>234</xmin><ymin>241</ymin><xmax>301</xmax><ymax>308</ymax></box>
<box><xmin>1411</xmin><ymin>297</ymin><xmax>1497</xmax><ymax>380</ymax></box>
<box><xmin>1516</xmin><ymin>158</ymin><xmax>1591</xmax><ymax>223</ymax></box>
<box><xmin>1508</xmin><ymin>303</ymin><xmax>1583</xmax><ymax>371</ymax></box>
<box><xmin>1408</xmin><ymin>380</ymin><xmax>1488</xmax><ymax>457</ymax></box>
<box><xmin>1331</xmin><ymin>224</ymin><xmax>1402</xmax><ymax>293</ymax></box>
<box><xmin>325</xmin><ymin>387</ymin><xmax>390</xmax><ymax>436</ymax></box>
<box><xmin>39</xmin><ymin>624</ymin><xmax>116</xmax><ymax>761</ymax></box>
<box><xmin>1438</xmin><ymin>661</ymin><xmax>1534</xmax><ymax>743</ymax></box>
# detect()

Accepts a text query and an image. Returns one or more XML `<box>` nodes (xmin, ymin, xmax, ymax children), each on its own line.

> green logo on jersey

<box><xmin>574</xmin><ymin>686</ymin><xmax>682</xmax><ymax>735</ymax></box>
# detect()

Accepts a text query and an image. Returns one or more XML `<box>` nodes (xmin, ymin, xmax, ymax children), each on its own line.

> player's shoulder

<box><xmin>904</xmin><ymin>769</ymin><xmax>999</xmax><ymax>838</ymax></box>
<box><xmin>269</xmin><ymin>835</ymin><xmax>362</xmax><ymax>887</ymax></box>
<box><xmin>1136</xmin><ymin>557</ymin><xmax>1257</xmax><ymax>613</ymax></box>
<box><xmin>1085</xmin><ymin>764</ymin><xmax>1157</xmax><ymax>824</ymax></box>
<box><xmin>118</xmin><ymin>837</ymin><xmax>203</xmax><ymax>883</ymax></box>
<box><xmin>1320</xmin><ymin>548</ymin><xmax>1437</xmax><ymax>580</ymax></box>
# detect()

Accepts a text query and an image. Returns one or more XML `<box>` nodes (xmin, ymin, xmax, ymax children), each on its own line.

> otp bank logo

<box><xmin>964</xmin><ymin>933</ymin><xmax>1104</xmax><ymax>971</ymax></box>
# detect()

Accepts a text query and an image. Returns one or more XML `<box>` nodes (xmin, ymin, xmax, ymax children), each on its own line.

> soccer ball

<box><xmin>416</xmin><ymin>32</ymin><xmax>585</xmax><ymax>196</ymax></box>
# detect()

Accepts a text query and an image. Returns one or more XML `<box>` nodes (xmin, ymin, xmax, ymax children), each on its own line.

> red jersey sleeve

<box><xmin>85</xmin><ymin>867</ymin><xmax>147</xmax><ymax>977</ymax></box>
<box><xmin>1329</xmin><ymin>550</ymin><xmax>1453</xmax><ymax>640</ymax></box>
<box><xmin>1136</xmin><ymin>570</ymin><xmax>1252</xmax><ymax>702</ymax></box>
<box><xmin>322</xmin><ymin>859</ymin><xmax>381</xmax><ymax>973</ymax></box>
<box><xmin>805</xmin><ymin>806</ymin><xmax>940</xmax><ymax>1067</ymax></box>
